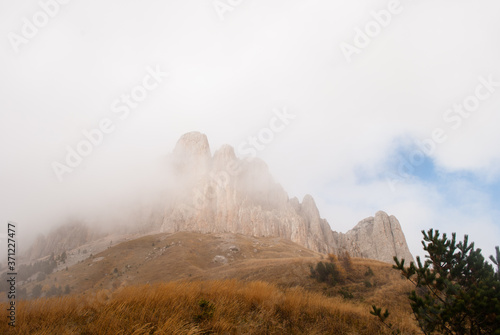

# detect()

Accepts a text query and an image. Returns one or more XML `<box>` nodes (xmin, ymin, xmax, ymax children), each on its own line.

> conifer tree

<box><xmin>380</xmin><ymin>229</ymin><xmax>500</xmax><ymax>334</ymax></box>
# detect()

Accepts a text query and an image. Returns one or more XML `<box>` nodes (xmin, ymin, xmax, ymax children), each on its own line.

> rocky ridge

<box><xmin>24</xmin><ymin>132</ymin><xmax>414</xmax><ymax>264</ymax></box>
<box><xmin>158</xmin><ymin>132</ymin><xmax>414</xmax><ymax>264</ymax></box>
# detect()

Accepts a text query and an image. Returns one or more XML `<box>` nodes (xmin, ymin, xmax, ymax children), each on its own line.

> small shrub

<box><xmin>364</xmin><ymin>266</ymin><xmax>374</xmax><ymax>277</ymax></box>
<box><xmin>31</xmin><ymin>284</ymin><xmax>42</xmax><ymax>298</ymax></box>
<box><xmin>60</xmin><ymin>251</ymin><xmax>67</xmax><ymax>263</ymax></box>
<box><xmin>339</xmin><ymin>289</ymin><xmax>354</xmax><ymax>300</ymax></box>
<box><xmin>310</xmin><ymin>256</ymin><xmax>347</xmax><ymax>286</ymax></box>
<box><xmin>47</xmin><ymin>285</ymin><xmax>61</xmax><ymax>297</ymax></box>
<box><xmin>310</xmin><ymin>261</ymin><xmax>337</xmax><ymax>286</ymax></box>
<box><xmin>36</xmin><ymin>272</ymin><xmax>46</xmax><ymax>282</ymax></box>
<box><xmin>339</xmin><ymin>251</ymin><xmax>353</xmax><ymax>271</ymax></box>
<box><xmin>195</xmin><ymin>298</ymin><xmax>215</xmax><ymax>322</ymax></box>
<box><xmin>327</xmin><ymin>253</ymin><xmax>338</xmax><ymax>263</ymax></box>
<box><xmin>64</xmin><ymin>285</ymin><xmax>70</xmax><ymax>295</ymax></box>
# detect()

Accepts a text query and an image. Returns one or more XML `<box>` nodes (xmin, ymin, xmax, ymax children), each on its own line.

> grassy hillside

<box><xmin>0</xmin><ymin>232</ymin><xmax>422</xmax><ymax>334</ymax></box>
<box><xmin>17</xmin><ymin>232</ymin><xmax>323</xmax><ymax>296</ymax></box>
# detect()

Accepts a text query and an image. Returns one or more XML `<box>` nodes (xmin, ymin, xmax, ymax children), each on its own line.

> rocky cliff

<box><xmin>158</xmin><ymin>131</ymin><xmax>414</xmax><ymax>263</ymax></box>
<box><xmin>338</xmin><ymin>211</ymin><xmax>414</xmax><ymax>263</ymax></box>
<box><xmin>25</xmin><ymin>132</ymin><xmax>414</xmax><ymax>264</ymax></box>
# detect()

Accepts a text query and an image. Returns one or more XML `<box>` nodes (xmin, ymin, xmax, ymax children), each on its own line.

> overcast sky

<box><xmin>1</xmin><ymin>0</ymin><xmax>499</xmax><ymax>260</ymax></box>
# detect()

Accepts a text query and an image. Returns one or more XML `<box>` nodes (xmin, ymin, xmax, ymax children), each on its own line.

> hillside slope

<box><xmin>21</xmin><ymin>231</ymin><xmax>322</xmax><ymax>295</ymax></box>
<box><xmin>1</xmin><ymin>231</ymin><xmax>422</xmax><ymax>334</ymax></box>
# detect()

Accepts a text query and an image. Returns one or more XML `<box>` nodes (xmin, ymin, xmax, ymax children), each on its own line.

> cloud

<box><xmin>0</xmin><ymin>0</ymin><xmax>499</xmax><ymax>259</ymax></box>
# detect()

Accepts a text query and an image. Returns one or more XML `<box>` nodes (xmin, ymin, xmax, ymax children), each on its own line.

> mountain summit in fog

<box><xmin>26</xmin><ymin>131</ymin><xmax>413</xmax><ymax>264</ymax></box>
<box><xmin>155</xmin><ymin>131</ymin><xmax>414</xmax><ymax>263</ymax></box>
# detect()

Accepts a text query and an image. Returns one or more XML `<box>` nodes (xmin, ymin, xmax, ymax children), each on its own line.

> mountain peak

<box><xmin>174</xmin><ymin>131</ymin><xmax>211</xmax><ymax>158</ymax></box>
<box><xmin>375</xmin><ymin>210</ymin><xmax>389</xmax><ymax>217</ymax></box>
<box><xmin>161</xmin><ymin>132</ymin><xmax>414</xmax><ymax>263</ymax></box>
<box><xmin>343</xmin><ymin>211</ymin><xmax>414</xmax><ymax>263</ymax></box>
<box><xmin>27</xmin><ymin>132</ymin><xmax>414</xmax><ymax>264</ymax></box>
<box><xmin>172</xmin><ymin>132</ymin><xmax>211</xmax><ymax>175</ymax></box>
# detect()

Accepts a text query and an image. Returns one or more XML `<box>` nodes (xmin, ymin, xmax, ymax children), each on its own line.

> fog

<box><xmin>1</xmin><ymin>0</ymin><xmax>500</xmax><ymax>260</ymax></box>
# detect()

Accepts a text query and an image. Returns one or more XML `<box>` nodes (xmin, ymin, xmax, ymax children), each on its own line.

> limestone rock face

<box><xmin>338</xmin><ymin>211</ymin><xmax>414</xmax><ymax>263</ymax></box>
<box><xmin>172</xmin><ymin>131</ymin><xmax>211</xmax><ymax>178</ymax></box>
<box><xmin>157</xmin><ymin>131</ymin><xmax>414</xmax><ymax>263</ymax></box>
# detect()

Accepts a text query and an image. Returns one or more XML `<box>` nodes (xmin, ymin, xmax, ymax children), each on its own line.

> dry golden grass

<box><xmin>3</xmin><ymin>232</ymin><xmax>424</xmax><ymax>334</ymax></box>
<box><xmin>0</xmin><ymin>279</ymin><xmax>421</xmax><ymax>335</ymax></box>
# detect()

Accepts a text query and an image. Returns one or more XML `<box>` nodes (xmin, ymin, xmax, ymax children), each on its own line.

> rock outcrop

<box><xmin>158</xmin><ymin>131</ymin><xmax>414</xmax><ymax>263</ymax></box>
<box><xmin>338</xmin><ymin>211</ymin><xmax>414</xmax><ymax>263</ymax></box>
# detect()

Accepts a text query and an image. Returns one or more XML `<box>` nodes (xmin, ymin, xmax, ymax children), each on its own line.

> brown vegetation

<box><xmin>0</xmin><ymin>232</ymin><xmax>423</xmax><ymax>334</ymax></box>
<box><xmin>0</xmin><ymin>278</ymin><xmax>421</xmax><ymax>334</ymax></box>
